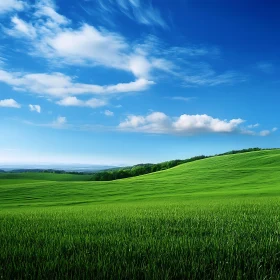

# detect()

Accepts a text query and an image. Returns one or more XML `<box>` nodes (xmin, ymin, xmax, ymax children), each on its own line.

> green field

<box><xmin>1</xmin><ymin>150</ymin><xmax>280</xmax><ymax>279</ymax></box>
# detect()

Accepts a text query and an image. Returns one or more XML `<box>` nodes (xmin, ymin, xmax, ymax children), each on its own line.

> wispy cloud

<box><xmin>29</xmin><ymin>104</ymin><xmax>41</xmax><ymax>113</ymax></box>
<box><xmin>51</xmin><ymin>116</ymin><xmax>67</xmax><ymax>128</ymax></box>
<box><xmin>0</xmin><ymin>0</ymin><xmax>26</xmax><ymax>15</ymax></box>
<box><xmin>34</xmin><ymin>0</ymin><xmax>69</xmax><ymax>25</ymax></box>
<box><xmin>24</xmin><ymin>116</ymin><xmax>68</xmax><ymax>129</ymax></box>
<box><xmin>1</xmin><ymin>0</ymin><xmax>242</xmax><ymax>88</ymax></box>
<box><xmin>183</xmin><ymin>71</ymin><xmax>245</xmax><ymax>87</ymax></box>
<box><xmin>164</xmin><ymin>46</ymin><xmax>221</xmax><ymax>57</ymax></box>
<box><xmin>0</xmin><ymin>98</ymin><xmax>21</xmax><ymax>108</ymax></box>
<box><xmin>171</xmin><ymin>96</ymin><xmax>195</xmax><ymax>102</ymax></box>
<box><xmin>259</xmin><ymin>127</ymin><xmax>278</xmax><ymax>137</ymax></box>
<box><xmin>95</xmin><ymin>0</ymin><xmax>167</xmax><ymax>29</ymax></box>
<box><xmin>243</xmin><ymin>126</ymin><xmax>277</xmax><ymax>137</ymax></box>
<box><xmin>0</xmin><ymin>70</ymin><xmax>154</xmax><ymax>98</ymax></box>
<box><xmin>57</xmin><ymin>97</ymin><xmax>107</xmax><ymax>108</ymax></box>
<box><xmin>5</xmin><ymin>16</ymin><xmax>37</xmax><ymax>38</ymax></box>
<box><xmin>259</xmin><ymin>130</ymin><xmax>270</xmax><ymax>137</ymax></box>
<box><xmin>248</xmin><ymin>123</ymin><xmax>259</xmax><ymax>129</ymax></box>
<box><xmin>104</xmin><ymin>110</ymin><xmax>114</xmax><ymax>116</ymax></box>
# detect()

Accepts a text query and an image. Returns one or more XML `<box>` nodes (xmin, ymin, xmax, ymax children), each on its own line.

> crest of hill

<box><xmin>90</xmin><ymin>148</ymin><xmax>272</xmax><ymax>181</ymax></box>
<box><xmin>1</xmin><ymin>149</ymin><xmax>280</xmax><ymax>207</ymax></box>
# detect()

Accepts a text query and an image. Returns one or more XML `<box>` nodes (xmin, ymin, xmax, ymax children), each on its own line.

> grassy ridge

<box><xmin>1</xmin><ymin>150</ymin><xmax>280</xmax><ymax>207</ymax></box>
<box><xmin>1</xmin><ymin>150</ymin><xmax>280</xmax><ymax>279</ymax></box>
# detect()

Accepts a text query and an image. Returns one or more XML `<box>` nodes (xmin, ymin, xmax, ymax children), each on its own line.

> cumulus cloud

<box><xmin>29</xmin><ymin>104</ymin><xmax>41</xmax><ymax>113</ymax></box>
<box><xmin>119</xmin><ymin>112</ymin><xmax>245</xmax><ymax>135</ymax></box>
<box><xmin>57</xmin><ymin>96</ymin><xmax>107</xmax><ymax>108</ymax></box>
<box><xmin>104</xmin><ymin>110</ymin><xmax>114</xmax><ymax>116</ymax></box>
<box><xmin>0</xmin><ymin>99</ymin><xmax>21</xmax><ymax>108</ymax></box>
<box><xmin>0</xmin><ymin>0</ymin><xmax>26</xmax><ymax>14</ymax></box>
<box><xmin>0</xmin><ymin>70</ymin><xmax>154</xmax><ymax>98</ymax></box>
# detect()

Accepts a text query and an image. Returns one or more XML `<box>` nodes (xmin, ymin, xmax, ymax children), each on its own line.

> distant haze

<box><xmin>0</xmin><ymin>164</ymin><xmax>119</xmax><ymax>172</ymax></box>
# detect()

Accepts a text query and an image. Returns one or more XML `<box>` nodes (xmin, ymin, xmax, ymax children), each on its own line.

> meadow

<box><xmin>1</xmin><ymin>150</ymin><xmax>280</xmax><ymax>279</ymax></box>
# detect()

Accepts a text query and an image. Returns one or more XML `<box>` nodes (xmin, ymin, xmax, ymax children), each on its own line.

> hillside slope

<box><xmin>0</xmin><ymin>150</ymin><xmax>279</xmax><ymax>207</ymax></box>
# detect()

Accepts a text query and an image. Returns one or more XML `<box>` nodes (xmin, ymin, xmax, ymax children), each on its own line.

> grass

<box><xmin>1</xmin><ymin>149</ymin><xmax>280</xmax><ymax>279</ymax></box>
<box><xmin>0</xmin><ymin>172</ymin><xmax>92</xmax><ymax>183</ymax></box>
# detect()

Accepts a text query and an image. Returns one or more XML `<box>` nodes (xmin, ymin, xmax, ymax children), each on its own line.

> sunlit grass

<box><xmin>1</xmin><ymin>150</ymin><xmax>280</xmax><ymax>279</ymax></box>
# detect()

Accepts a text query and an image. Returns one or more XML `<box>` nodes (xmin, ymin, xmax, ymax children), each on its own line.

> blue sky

<box><xmin>0</xmin><ymin>0</ymin><xmax>279</xmax><ymax>165</ymax></box>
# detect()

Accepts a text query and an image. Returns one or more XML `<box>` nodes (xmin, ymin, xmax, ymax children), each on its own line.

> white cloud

<box><xmin>34</xmin><ymin>0</ymin><xmax>69</xmax><ymax>25</ymax></box>
<box><xmin>105</xmin><ymin>78</ymin><xmax>154</xmax><ymax>93</ymax></box>
<box><xmin>260</xmin><ymin>130</ymin><xmax>271</xmax><ymax>137</ymax></box>
<box><xmin>129</xmin><ymin>55</ymin><xmax>151</xmax><ymax>78</ymax></box>
<box><xmin>56</xmin><ymin>96</ymin><xmax>81</xmax><ymax>106</ymax></box>
<box><xmin>258</xmin><ymin>127</ymin><xmax>278</xmax><ymax>136</ymax></box>
<box><xmin>0</xmin><ymin>70</ymin><xmax>154</xmax><ymax>98</ymax></box>
<box><xmin>0</xmin><ymin>0</ymin><xmax>26</xmax><ymax>14</ymax></box>
<box><xmin>243</xmin><ymin>126</ymin><xmax>277</xmax><ymax>137</ymax></box>
<box><xmin>55</xmin><ymin>116</ymin><xmax>66</xmax><ymax>124</ymax></box>
<box><xmin>119</xmin><ymin>112</ymin><xmax>245</xmax><ymax>135</ymax></box>
<box><xmin>171</xmin><ymin>96</ymin><xmax>194</xmax><ymax>102</ymax></box>
<box><xmin>57</xmin><ymin>96</ymin><xmax>107</xmax><ymax>108</ymax></box>
<box><xmin>44</xmin><ymin>25</ymin><xmax>164</xmax><ymax>79</ymax></box>
<box><xmin>47</xmin><ymin>24</ymin><xmax>130</xmax><ymax>69</ymax></box>
<box><xmin>0</xmin><ymin>0</ymin><xmax>243</xmax><ymax>96</ymax></box>
<box><xmin>29</xmin><ymin>104</ymin><xmax>41</xmax><ymax>113</ymax></box>
<box><xmin>248</xmin><ymin>123</ymin><xmax>259</xmax><ymax>128</ymax></box>
<box><xmin>173</xmin><ymin>114</ymin><xmax>244</xmax><ymax>134</ymax></box>
<box><xmin>6</xmin><ymin>16</ymin><xmax>37</xmax><ymax>38</ymax></box>
<box><xmin>104</xmin><ymin>110</ymin><xmax>114</xmax><ymax>116</ymax></box>
<box><xmin>0</xmin><ymin>98</ymin><xmax>21</xmax><ymax>108</ymax></box>
<box><xmin>51</xmin><ymin>116</ymin><xmax>67</xmax><ymax>128</ymax></box>
<box><xmin>2</xmin><ymin>0</ymin><xmax>240</xmax><ymax>87</ymax></box>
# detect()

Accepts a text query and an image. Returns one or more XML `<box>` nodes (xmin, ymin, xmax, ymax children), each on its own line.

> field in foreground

<box><xmin>1</xmin><ymin>150</ymin><xmax>280</xmax><ymax>279</ymax></box>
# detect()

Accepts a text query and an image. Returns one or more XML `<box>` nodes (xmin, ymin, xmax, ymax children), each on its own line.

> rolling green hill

<box><xmin>0</xmin><ymin>172</ymin><xmax>92</xmax><ymax>183</ymax></box>
<box><xmin>1</xmin><ymin>149</ymin><xmax>279</xmax><ymax>207</ymax></box>
<box><xmin>1</xmin><ymin>149</ymin><xmax>280</xmax><ymax>279</ymax></box>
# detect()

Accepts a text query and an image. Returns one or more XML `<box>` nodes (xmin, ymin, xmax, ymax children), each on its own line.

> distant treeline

<box><xmin>215</xmin><ymin>147</ymin><xmax>263</xmax><ymax>156</ymax></box>
<box><xmin>0</xmin><ymin>148</ymin><xmax>275</xmax><ymax>179</ymax></box>
<box><xmin>90</xmin><ymin>147</ymin><xmax>264</xmax><ymax>181</ymax></box>
<box><xmin>3</xmin><ymin>169</ymin><xmax>88</xmax><ymax>175</ymax></box>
